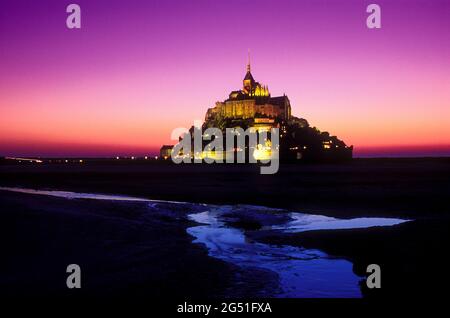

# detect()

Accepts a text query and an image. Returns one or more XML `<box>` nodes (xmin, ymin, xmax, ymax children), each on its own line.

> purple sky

<box><xmin>0</xmin><ymin>0</ymin><xmax>449</xmax><ymax>157</ymax></box>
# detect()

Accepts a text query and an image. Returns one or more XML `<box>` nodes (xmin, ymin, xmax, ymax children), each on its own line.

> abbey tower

<box><xmin>205</xmin><ymin>59</ymin><xmax>291</xmax><ymax>126</ymax></box>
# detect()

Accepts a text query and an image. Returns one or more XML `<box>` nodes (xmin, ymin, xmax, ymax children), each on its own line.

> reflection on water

<box><xmin>0</xmin><ymin>186</ymin><xmax>186</xmax><ymax>204</ymax></box>
<box><xmin>272</xmin><ymin>213</ymin><xmax>409</xmax><ymax>233</ymax></box>
<box><xmin>188</xmin><ymin>207</ymin><xmax>409</xmax><ymax>298</ymax></box>
<box><xmin>187</xmin><ymin>207</ymin><xmax>363</xmax><ymax>298</ymax></box>
<box><xmin>1</xmin><ymin>186</ymin><xmax>410</xmax><ymax>298</ymax></box>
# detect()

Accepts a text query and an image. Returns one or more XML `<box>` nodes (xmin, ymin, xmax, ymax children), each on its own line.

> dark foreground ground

<box><xmin>0</xmin><ymin>192</ymin><xmax>277</xmax><ymax>301</ymax></box>
<box><xmin>0</xmin><ymin>158</ymin><xmax>449</xmax><ymax>306</ymax></box>
<box><xmin>1</xmin><ymin>158</ymin><xmax>449</xmax><ymax>218</ymax></box>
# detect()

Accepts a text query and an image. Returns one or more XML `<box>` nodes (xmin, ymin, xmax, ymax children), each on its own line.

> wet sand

<box><xmin>0</xmin><ymin>191</ymin><xmax>278</xmax><ymax>300</ymax></box>
<box><xmin>0</xmin><ymin>158</ymin><xmax>449</xmax><ymax>302</ymax></box>
<box><xmin>249</xmin><ymin>218</ymin><xmax>450</xmax><ymax>299</ymax></box>
<box><xmin>1</xmin><ymin>158</ymin><xmax>449</xmax><ymax>218</ymax></box>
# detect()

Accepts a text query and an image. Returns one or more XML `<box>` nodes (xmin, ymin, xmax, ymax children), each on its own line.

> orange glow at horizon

<box><xmin>1</xmin><ymin>0</ymin><xmax>449</xmax><ymax>157</ymax></box>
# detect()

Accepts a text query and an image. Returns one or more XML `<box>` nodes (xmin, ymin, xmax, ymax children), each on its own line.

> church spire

<box><xmin>243</xmin><ymin>50</ymin><xmax>256</xmax><ymax>94</ymax></box>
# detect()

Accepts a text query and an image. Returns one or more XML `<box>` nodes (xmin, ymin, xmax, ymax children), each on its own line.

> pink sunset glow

<box><xmin>0</xmin><ymin>0</ymin><xmax>449</xmax><ymax>157</ymax></box>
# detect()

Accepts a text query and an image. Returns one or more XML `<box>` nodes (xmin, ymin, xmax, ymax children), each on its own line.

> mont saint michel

<box><xmin>165</xmin><ymin>58</ymin><xmax>353</xmax><ymax>162</ymax></box>
<box><xmin>1</xmin><ymin>0</ymin><xmax>448</xmax><ymax>310</ymax></box>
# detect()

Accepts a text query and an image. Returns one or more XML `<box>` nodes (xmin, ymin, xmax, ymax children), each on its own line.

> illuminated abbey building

<box><xmin>205</xmin><ymin>60</ymin><xmax>291</xmax><ymax>125</ymax></box>
<box><xmin>162</xmin><ymin>57</ymin><xmax>353</xmax><ymax>162</ymax></box>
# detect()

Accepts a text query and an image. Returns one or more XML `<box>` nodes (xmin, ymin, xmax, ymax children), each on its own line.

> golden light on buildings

<box><xmin>253</xmin><ymin>143</ymin><xmax>272</xmax><ymax>161</ymax></box>
<box><xmin>161</xmin><ymin>57</ymin><xmax>352</xmax><ymax>163</ymax></box>
<box><xmin>205</xmin><ymin>59</ymin><xmax>291</xmax><ymax>124</ymax></box>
